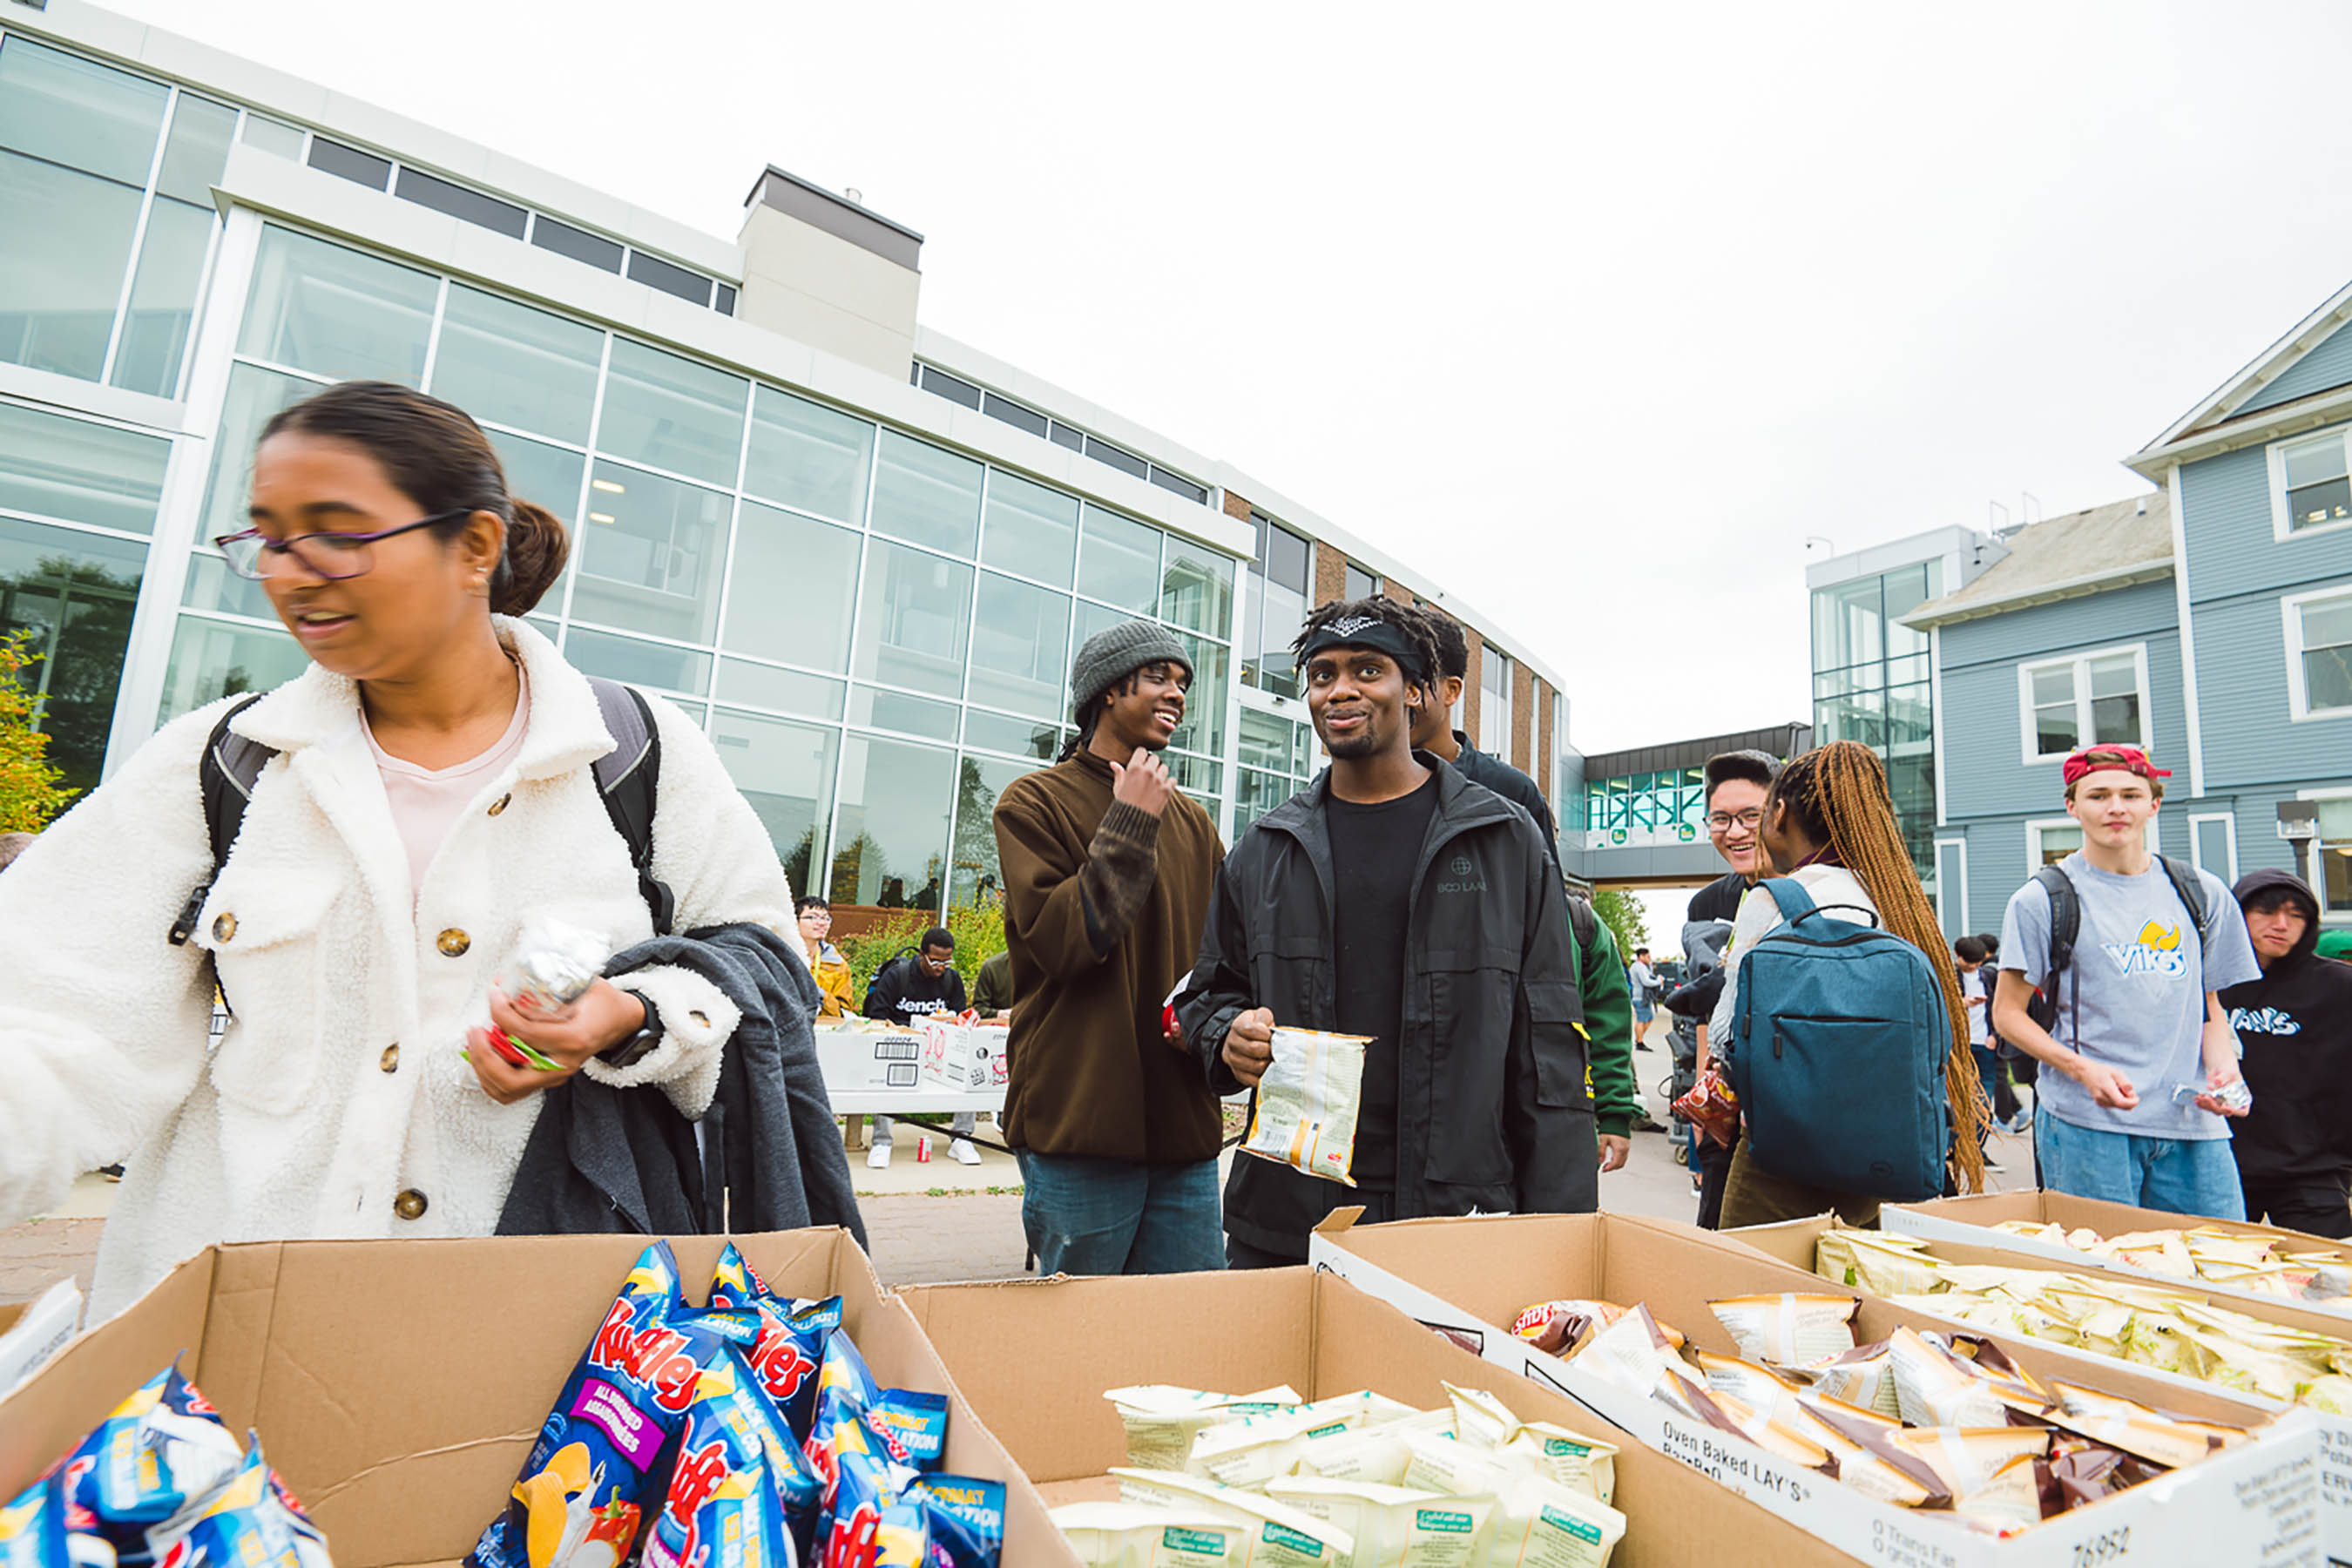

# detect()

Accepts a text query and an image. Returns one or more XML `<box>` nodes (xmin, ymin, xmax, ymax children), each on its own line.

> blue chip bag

<box><xmin>147</xmin><ymin>1443</ymin><xmax>328</xmax><ymax>1568</ymax></box>
<box><xmin>0</xmin><ymin>1477</ymin><xmax>67</xmax><ymax>1568</ymax></box>
<box><xmin>804</xmin><ymin>1336</ymin><xmax>947</xmax><ymax>1480</ymax></box>
<box><xmin>910</xmin><ymin>1477</ymin><xmax>1004</xmax><ymax>1568</ymax></box>
<box><xmin>700</xmin><ymin>1246</ymin><xmax>843</xmax><ymax>1443</ymax></box>
<box><xmin>815</xmin><ymin>1449</ymin><xmax>916</xmax><ymax>1568</ymax></box>
<box><xmin>467</xmin><ymin>1241</ymin><xmax>745</xmax><ymax>1568</ymax></box>
<box><xmin>639</xmin><ymin>1362</ymin><xmax>794</xmax><ymax>1568</ymax></box>
<box><xmin>50</xmin><ymin>1367</ymin><xmax>242</xmax><ymax>1555</ymax></box>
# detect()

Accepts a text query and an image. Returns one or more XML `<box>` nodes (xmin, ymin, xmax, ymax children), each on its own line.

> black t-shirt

<box><xmin>1687</xmin><ymin>869</ymin><xmax>1750</xmax><ymax>924</ymax></box>
<box><xmin>1326</xmin><ymin>771</ymin><xmax>1440</xmax><ymax>1193</ymax></box>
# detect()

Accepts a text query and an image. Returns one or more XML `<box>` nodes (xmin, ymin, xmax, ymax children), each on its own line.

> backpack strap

<box><xmin>1566</xmin><ymin>892</ymin><xmax>1598</xmax><ymax>950</ymax></box>
<box><xmin>2157</xmin><ymin>855</ymin><xmax>2213</xmax><ymax>940</ymax></box>
<box><xmin>2030</xmin><ymin>863</ymin><xmax>2081</xmax><ymax>1040</ymax></box>
<box><xmin>1760</xmin><ymin>877</ymin><xmax>1819</xmax><ymax>923</ymax></box>
<box><xmin>168</xmin><ymin>695</ymin><xmax>274</xmax><ymax>948</ymax></box>
<box><xmin>587</xmin><ymin>677</ymin><xmax>672</xmax><ymax>937</ymax></box>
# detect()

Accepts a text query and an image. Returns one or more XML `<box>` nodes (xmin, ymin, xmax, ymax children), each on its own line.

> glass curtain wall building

<box><xmin>0</xmin><ymin>6</ymin><xmax>1585</xmax><ymax>921</ymax></box>
<box><xmin>1810</xmin><ymin>558</ymin><xmax>1942</xmax><ymax>880</ymax></box>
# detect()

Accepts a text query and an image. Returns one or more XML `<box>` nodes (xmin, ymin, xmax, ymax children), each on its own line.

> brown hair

<box><xmin>2063</xmin><ymin>747</ymin><xmax>2168</xmax><ymax>802</ymax></box>
<box><xmin>260</xmin><ymin>381</ymin><xmax>569</xmax><ymax>616</ymax></box>
<box><xmin>1766</xmin><ymin>740</ymin><xmax>1989</xmax><ymax>1191</ymax></box>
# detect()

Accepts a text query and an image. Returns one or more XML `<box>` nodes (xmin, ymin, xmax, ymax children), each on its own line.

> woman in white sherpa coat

<box><xmin>0</xmin><ymin>380</ymin><xmax>795</xmax><ymax>1319</ymax></box>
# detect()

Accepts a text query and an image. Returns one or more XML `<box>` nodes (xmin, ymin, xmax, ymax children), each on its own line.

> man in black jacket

<box><xmin>2221</xmin><ymin>870</ymin><xmax>2352</xmax><ymax>1237</ymax></box>
<box><xmin>1179</xmin><ymin>598</ymin><xmax>1596</xmax><ymax>1267</ymax></box>
<box><xmin>862</xmin><ymin>926</ymin><xmax>972</xmax><ymax>1168</ymax></box>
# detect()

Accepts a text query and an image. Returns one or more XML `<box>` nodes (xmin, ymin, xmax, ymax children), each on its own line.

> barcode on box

<box><xmin>886</xmin><ymin>1063</ymin><xmax>919</xmax><ymax>1086</ymax></box>
<box><xmin>878</xmin><ymin>1039</ymin><xmax>918</xmax><ymax>1060</ymax></box>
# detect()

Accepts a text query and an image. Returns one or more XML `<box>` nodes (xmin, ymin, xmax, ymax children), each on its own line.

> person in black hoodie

<box><xmin>861</xmin><ymin>925</ymin><xmax>973</xmax><ymax>1168</ymax></box>
<box><xmin>2221</xmin><ymin>870</ymin><xmax>2352</xmax><ymax>1238</ymax></box>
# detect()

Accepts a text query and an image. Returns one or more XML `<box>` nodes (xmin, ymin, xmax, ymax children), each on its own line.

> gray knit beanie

<box><xmin>1071</xmin><ymin>619</ymin><xmax>1193</xmax><ymax>713</ymax></box>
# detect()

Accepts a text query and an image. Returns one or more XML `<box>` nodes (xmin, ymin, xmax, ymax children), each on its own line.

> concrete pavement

<box><xmin>0</xmin><ymin>1104</ymin><xmax>2046</xmax><ymax>1305</ymax></box>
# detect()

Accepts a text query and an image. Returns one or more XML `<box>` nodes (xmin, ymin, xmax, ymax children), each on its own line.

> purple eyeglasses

<box><xmin>212</xmin><ymin>509</ymin><xmax>472</xmax><ymax>581</ymax></box>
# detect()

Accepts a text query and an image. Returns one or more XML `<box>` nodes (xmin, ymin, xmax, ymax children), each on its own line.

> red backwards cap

<box><xmin>2062</xmin><ymin>746</ymin><xmax>2172</xmax><ymax>787</ymax></box>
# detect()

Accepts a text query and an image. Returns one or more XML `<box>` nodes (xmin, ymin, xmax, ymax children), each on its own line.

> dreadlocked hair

<box><xmin>1058</xmin><ymin>670</ymin><xmax>1141</xmax><ymax>762</ymax></box>
<box><xmin>1767</xmin><ymin>740</ymin><xmax>1990</xmax><ymax>1193</ymax></box>
<box><xmin>1290</xmin><ymin>597</ymin><xmax>1443</xmax><ymax>700</ymax></box>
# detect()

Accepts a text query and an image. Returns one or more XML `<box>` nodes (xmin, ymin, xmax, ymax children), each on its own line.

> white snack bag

<box><xmin>1265</xmin><ymin>1477</ymin><xmax>1497</xmax><ymax>1568</ymax></box>
<box><xmin>1443</xmin><ymin>1384</ymin><xmax>1519</xmax><ymax>1449</ymax></box>
<box><xmin>1189</xmin><ymin>1407</ymin><xmax>1325</xmax><ymax>1490</ymax></box>
<box><xmin>1109</xmin><ymin>1386</ymin><xmax>1304</xmax><ymax>1470</ymax></box>
<box><xmin>1398</xmin><ymin>1429</ymin><xmax>1537</xmax><ymax>1499</ymax></box>
<box><xmin>1484</xmin><ymin>1472</ymin><xmax>1628</xmax><ymax>1568</ymax></box>
<box><xmin>1053</xmin><ymin>1503</ymin><xmax>1251</xmax><ymax>1568</ymax></box>
<box><xmin>1240</xmin><ymin>1029</ymin><xmax>1372</xmax><ymax>1186</ymax></box>
<box><xmin>1113</xmin><ymin>1469</ymin><xmax>1353</xmax><ymax>1568</ymax></box>
<box><xmin>1707</xmin><ymin>1294</ymin><xmax>1861</xmax><ymax>1367</ymax></box>
<box><xmin>1500</xmin><ymin>1423</ymin><xmax>1618</xmax><ymax>1506</ymax></box>
<box><xmin>1290</xmin><ymin>1409</ymin><xmax>1456</xmax><ymax>1485</ymax></box>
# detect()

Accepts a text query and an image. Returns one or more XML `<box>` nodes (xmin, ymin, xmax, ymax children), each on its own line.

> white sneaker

<box><xmin>867</xmin><ymin>1143</ymin><xmax>892</xmax><ymax>1169</ymax></box>
<box><xmin>950</xmin><ymin>1138</ymin><xmax>983</xmax><ymax>1166</ymax></box>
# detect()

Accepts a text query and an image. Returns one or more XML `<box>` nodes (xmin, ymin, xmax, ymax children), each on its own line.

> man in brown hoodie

<box><xmin>993</xmin><ymin>620</ymin><xmax>1227</xmax><ymax>1274</ymax></box>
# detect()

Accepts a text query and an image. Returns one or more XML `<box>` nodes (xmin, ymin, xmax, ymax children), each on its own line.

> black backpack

<box><xmin>2025</xmin><ymin>855</ymin><xmax>2212</xmax><ymax>1038</ymax></box>
<box><xmin>166</xmin><ymin>677</ymin><xmax>674</xmax><ymax>968</ymax></box>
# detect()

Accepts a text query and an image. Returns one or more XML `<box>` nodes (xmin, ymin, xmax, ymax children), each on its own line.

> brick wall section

<box><xmin>1223</xmin><ymin>489</ymin><xmax>1254</xmax><ymax>524</ymax></box>
<box><xmin>1312</xmin><ymin>540</ymin><xmax>1349</xmax><ymax>608</ymax></box>
<box><xmin>1383</xmin><ymin>583</ymin><xmax>1416</xmax><ymax>608</ymax></box>
<box><xmin>1461</xmin><ymin>626</ymin><xmax>1484</xmax><ymax>746</ymax></box>
<box><xmin>1536</xmin><ymin>679</ymin><xmax>1553</xmax><ymax>799</ymax></box>
<box><xmin>1511</xmin><ymin>660</ymin><xmax>1536</xmax><ymax>774</ymax></box>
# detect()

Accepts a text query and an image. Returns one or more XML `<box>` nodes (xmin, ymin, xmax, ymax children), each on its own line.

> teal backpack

<box><xmin>1724</xmin><ymin>878</ymin><xmax>1950</xmax><ymax>1200</ymax></box>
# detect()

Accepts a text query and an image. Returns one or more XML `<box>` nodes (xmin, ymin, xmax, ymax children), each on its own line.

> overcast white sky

<box><xmin>98</xmin><ymin>0</ymin><xmax>2352</xmax><ymax>760</ymax></box>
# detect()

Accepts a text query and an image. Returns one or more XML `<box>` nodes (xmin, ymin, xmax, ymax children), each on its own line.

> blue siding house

<box><xmin>1900</xmin><ymin>281</ymin><xmax>2352</xmax><ymax>936</ymax></box>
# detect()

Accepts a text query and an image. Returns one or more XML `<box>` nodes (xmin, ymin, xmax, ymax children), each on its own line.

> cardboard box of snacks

<box><xmin>1882</xmin><ymin>1192</ymin><xmax>2352</xmax><ymax>1324</ymax></box>
<box><xmin>0</xmin><ymin>1229</ymin><xmax>1069</xmax><ymax>1568</ymax></box>
<box><xmin>1722</xmin><ymin>1212</ymin><xmax>2352</xmax><ymax>1562</ymax></box>
<box><xmin>814</xmin><ymin>1020</ymin><xmax>926</xmax><ymax>1091</ymax></box>
<box><xmin>896</xmin><ymin>1263</ymin><xmax>1861</xmax><ymax>1568</ymax></box>
<box><xmin>1310</xmin><ymin>1210</ymin><xmax>2324</xmax><ymax>1568</ymax></box>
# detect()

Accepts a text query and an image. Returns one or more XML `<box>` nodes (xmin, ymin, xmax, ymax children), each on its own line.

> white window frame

<box><xmin>1933</xmin><ymin>837</ymin><xmax>1970</xmax><ymax>935</ymax></box>
<box><xmin>2015</xmin><ymin>642</ymin><xmax>2153</xmax><ymax>765</ymax></box>
<box><xmin>2282</xmin><ymin>583</ymin><xmax>2352</xmax><ymax>721</ymax></box>
<box><xmin>2186</xmin><ymin>810</ymin><xmax>2239</xmax><ymax>884</ymax></box>
<box><xmin>2024</xmin><ymin>814</ymin><xmax>2159</xmax><ymax>874</ymax></box>
<box><xmin>2267</xmin><ymin>425</ymin><xmax>2352</xmax><ymax>542</ymax></box>
<box><xmin>2296</xmin><ymin>786</ymin><xmax>2352</xmax><ymax>924</ymax></box>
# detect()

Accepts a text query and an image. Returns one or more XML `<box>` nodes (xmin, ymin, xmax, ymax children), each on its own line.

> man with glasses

<box><xmin>862</xmin><ymin>926</ymin><xmax>976</xmax><ymax>1168</ymax></box>
<box><xmin>1676</xmin><ymin>749</ymin><xmax>1777</xmax><ymax>1227</ymax></box>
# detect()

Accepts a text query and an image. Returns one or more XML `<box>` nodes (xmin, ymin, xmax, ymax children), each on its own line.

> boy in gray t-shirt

<box><xmin>1992</xmin><ymin>747</ymin><xmax>2259</xmax><ymax>1219</ymax></box>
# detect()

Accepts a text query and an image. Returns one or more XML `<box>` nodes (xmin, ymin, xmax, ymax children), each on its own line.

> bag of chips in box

<box><xmin>146</xmin><ymin>1442</ymin><xmax>329</xmax><ymax>1568</ymax></box>
<box><xmin>702</xmin><ymin>1242</ymin><xmax>845</xmax><ymax>1441</ymax></box>
<box><xmin>468</xmin><ymin>1241</ymin><xmax>747</xmax><ymax>1568</ymax></box>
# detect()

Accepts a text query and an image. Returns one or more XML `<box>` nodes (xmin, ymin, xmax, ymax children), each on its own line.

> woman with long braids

<box><xmin>1709</xmin><ymin>740</ymin><xmax>1988</xmax><ymax>1227</ymax></box>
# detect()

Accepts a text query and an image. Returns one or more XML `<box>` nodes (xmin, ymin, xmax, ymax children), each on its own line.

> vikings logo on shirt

<box><xmin>2103</xmin><ymin>920</ymin><xmax>2190</xmax><ymax>979</ymax></box>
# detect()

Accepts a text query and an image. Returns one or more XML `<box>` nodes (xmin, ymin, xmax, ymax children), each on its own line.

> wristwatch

<box><xmin>598</xmin><ymin>992</ymin><xmax>664</xmax><ymax>1070</ymax></box>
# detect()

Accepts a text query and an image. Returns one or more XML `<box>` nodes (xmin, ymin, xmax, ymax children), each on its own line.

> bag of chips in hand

<box><xmin>1240</xmin><ymin>1030</ymin><xmax>1372</xmax><ymax>1187</ymax></box>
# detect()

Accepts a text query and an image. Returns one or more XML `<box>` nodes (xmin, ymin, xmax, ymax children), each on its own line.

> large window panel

<box><xmin>2300</xmin><ymin>595</ymin><xmax>2352</xmax><ymax>714</ymax></box>
<box><xmin>199</xmin><ymin>362</ymin><xmax>323</xmax><ymax>547</ymax></box>
<box><xmin>1166</xmin><ymin>632</ymin><xmax>1228</xmax><ymax>760</ymax></box>
<box><xmin>239</xmin><ymin>226</ymin><xmax>436</xmax><ymax>385</ymax></box>
<box><xmin>597</xmin><ymin>339</ymin><xmax>746</xmax><ymax>486</ymax></box>
<box><xmin>571</xmin><ymin>462</ymin><xmax>728</xmax><ymax>643</ymax></box>
<box><xmin>2283</xmin><ymin>434</ymin><xmax>2352</xmax><ymax>534</ymax></box>
<box><xmin>708</xmin><ymin>708</ymin><xmax>835</xmax><ymax>898</ymax></box>
<box><xmin>744</xmin><ymin>386</ymin><xmax>873</xmax><ymax>526</ymax></box>
<box><xmin>847</xmin><ymin>684</ymin><xmax>961</xmax><ymax>742</ymax></box>
<box><xmin>1161</xmin><ymin>538</ymin><xmax>1235</xmax><ymax>637</ymax></box>
<box><xmin>0</xmin><ymin>402</ymin><xmax>167</xmax><ymax>534</ymax></box>
<box><xmin>2086</xmin><ymin>652</ymin><xmax>2141</xmax><ymax>743</ymax></box>
<box><xmin>1250</xmin><ymin>574</ymin><xmax>1307</xmax><ymax>698</ymax></box>
<box><xmin>157</xmin><ymin>614</ymin><xmax>308</xmax><ymax>725</ymax></box>
<box><xmin>1077</xmin><ymin>505</ymin><xmax>1161</xmax><ymax>615</ymax></box>
<box><xmin>1811</xmin><ymin>578</ymin><xmax>1882</xmax><ymax>672</ymax></box>
<box><xmin>153</xmin><ymin>93</ymin><xmax>235</xmax><ymax>204</ymax></box>
<box><xmin>830</xmin><ymin>733</ymin><xmax>956</xmax><ymax>912</ymax></box>
<box><xmin>980</xmin><ymin>470</ymin><xmax>1078</xmax><ymax>587</ymax></box>
<box><xmin>714</xmin><ymin>658</ymin><xmax>845</xmax><ymax>720</ymax></box>
<box><xmin>967</xmin><ymin>571</ymin><xmax>1071</xmax><ymax>720</ymax></box>
<box><xmin>949</xmin><ymin>753</ymin><xmax>1039</xmax><ymax>910</ymax></box>
<box><xmin>2031</xmin><ymin>665</ymin><xmax>2077</xmax><ymax>755</ymax></box>
<box><xmin>0</xmin><ymin>37</ymin><xmax>168</xmax><ymax>183</ymax></box>
<box><xmin>0</xmin><ymin>517</ymin><xmax>145</xmax><ymax>794</ymax></box>
<box><xmin>110</xmin><ymin>197</ymin><xmax>214</xmax><ymax>397</ymax></box>
<box><xmin>483</xmin><ymin>430</ymin><xmax>585</xmax><ymax>543</ymax></box>
<box><xmin>870</xmin><ymin>431</ymin><xmax>982</xmax><ymax>557</ymax></box>
<box><xmin>563</xmin><ymin>625</ymin><xmax>709</xmax><ymax>698</ymax></box>
<box><xmin>180</xmin><ymin>552</ymin><xmax>277</xmax><ymax>620</ymax></box>
<box><xmin>724</xmin><ymin>500</ymin><xmax>859</xmax><ymax>671</ymax></box>
<box><xmin>962</xmin><ymin>706</ymin><xmax>1063</xmax><ymax>760</ymax></box>
<box><xmin>0</xmin><ymin>150</ymin><xmax>145</xmax><ymax>381</ymax></box>
<box><xmin>430</xmin><ymin>286</ymin><xmax>601</xmax><ymax>445</ymax></box>
<box><xmin>851</xmin><ymin>538</ymin><xmax>972</xmax><ymax>700</ymax></box>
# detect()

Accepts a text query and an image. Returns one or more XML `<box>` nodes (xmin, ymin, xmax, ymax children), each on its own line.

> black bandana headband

<box><xmin>1294</xmin><ymin>613</ymin><xmax>1429</xmax><ymax>686</ymax></box>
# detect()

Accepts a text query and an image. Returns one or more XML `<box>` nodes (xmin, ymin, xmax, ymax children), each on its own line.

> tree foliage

<box><xmin>1589</xmin><ymin>886</ymin><xmax>1649</xmax><ymax>960</ymax></box>
<box><xmin>0</xmin><ymin>631</ymin><xmax>78</xmax><ymax>833</ymax></box>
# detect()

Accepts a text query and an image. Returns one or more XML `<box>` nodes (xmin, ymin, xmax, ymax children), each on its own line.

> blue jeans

<box><xmin>2034</xmin><ymin>1112</ymin><xmax>2246</xmax><ymax>1220</ymax></box>
<box><xmin>1970</xmin><ymin>1045</ymin><xmax>2000</xmax><ymax>1133</ymax></box>
<box><xmin>1015</xmin><ymin>1150</ymin><xmax>1225</xmax><ymax>1275</ymax></box>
